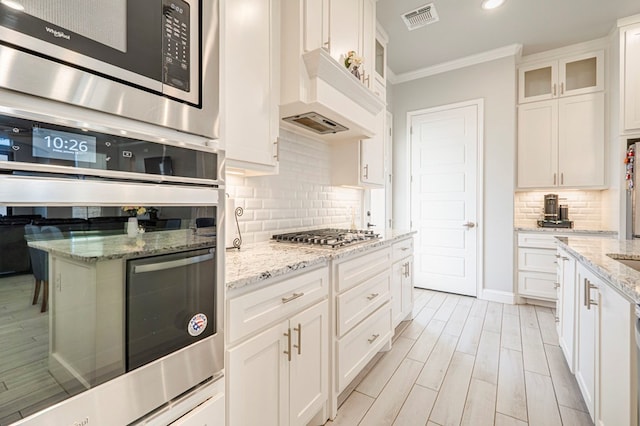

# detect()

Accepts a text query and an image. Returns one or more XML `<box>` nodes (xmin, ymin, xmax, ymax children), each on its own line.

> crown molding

<box><xmin>388</xmin><ymin>43</ymin><xmax>523</xmax><ymax>84</ymax></box>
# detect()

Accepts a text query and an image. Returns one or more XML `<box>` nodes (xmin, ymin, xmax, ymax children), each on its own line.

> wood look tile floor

<box><xmin>328</xmin><ymin>289</ymin><xmax>592</xmax><ymax>426</ymax></box>
<box><xmin>0</xmin><ymin>275</ymin><xmax>68</xmax><ymax>425</ymax></box>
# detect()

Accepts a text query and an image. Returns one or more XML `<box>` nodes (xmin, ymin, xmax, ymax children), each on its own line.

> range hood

<box><xmin>280</xmin><ymin>48</ymin><xmax>385</xmax><ymax>141</ymax></box>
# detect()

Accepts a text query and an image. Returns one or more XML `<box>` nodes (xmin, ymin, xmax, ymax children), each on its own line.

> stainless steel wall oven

<box><xmin>0</xmin><ymin>101</ymin><xmax>224</xmax><ymax>425</ymax></box>
<box><xmin>0</xmin><ymin>0</ymin><xmax>218</xmax><ymax>139</ymax></box>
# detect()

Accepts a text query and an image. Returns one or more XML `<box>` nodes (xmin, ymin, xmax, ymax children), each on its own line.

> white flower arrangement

<box><xmin>344</xmin><ymin>50</ymin><xmax>363</xmax><ymax>72</ymax></box>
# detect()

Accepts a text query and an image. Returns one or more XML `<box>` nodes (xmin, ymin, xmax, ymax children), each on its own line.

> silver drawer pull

<box><xmin>367</xmin><ymin>293</ymin><xmax>379</xmax><ymax>301</ymax></box>
<box><xmin>368</xmin><ymin>334</ymin><xmax>380</xmax><ymax>344</ymax></box>
<box><xmin>282</xmin><ymin>292</ymin><xmax>304</xmax><ymax>304</ymax></box>
<box><xmin>401</xmin><ymin>247</ymin><xmax>410</xmax><ymax>251</ymax></box>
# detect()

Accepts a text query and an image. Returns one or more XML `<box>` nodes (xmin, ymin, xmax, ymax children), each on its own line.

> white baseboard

<box><xmin>479</xmin><ymin>289</ymin><xmax>517</xmax><ymax>304</ymax></box>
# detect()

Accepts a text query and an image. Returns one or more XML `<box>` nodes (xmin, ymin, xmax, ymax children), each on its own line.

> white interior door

<box><xmin>410</xmin><ymin>103</ymin><xmax>480</xmax><ymax>296</ymax></box>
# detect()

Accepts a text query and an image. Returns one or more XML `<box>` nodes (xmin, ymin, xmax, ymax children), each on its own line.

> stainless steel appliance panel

<box><xmin>127</xmin><ymin>248</ymin><xmax>216</xmax><ymax>371</ymax></box>
<box><xmin>0</xmin><ymin>0</ymin><xmax>218</xmax><ymax>139</ymax></box>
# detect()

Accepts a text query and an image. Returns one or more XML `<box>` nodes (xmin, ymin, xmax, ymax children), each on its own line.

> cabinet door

<box><xmin>228</xmin><ymin>321</ymin><xmax>289</xmax><ymax>426</ymax></box>
<box><xmin>304</xmin><ymin>0</ymin><xmax>329</xmax><ymax>52</ymax></box>
<box><xmin>328</xmin><ymin>0</ymin><xmax>361</xmax><ymax>64</ymax></box>
<box><xmin>575</xmin><ymin>264</ymin><xmax>599</xmax><ymax>421</ymax></box>
<box><xmin>558</xmin><ymin>51</ymin><xmax>604</xmax><ymax>97</ymax></box>
<box><xmin>518</xmin><ymin>61</ymin><xmax>557</xmax><ymax>103</ymax></box>
<box><xmin>289</xmin><ymin>300</ymin><xmax>329</xmax><ymax>426</ymax></box>
<box><xmin>360</xmin><ymin>0</ymin><xmax>375</xmax><ymax>89</ymax></box>
<box><xmin>401</xmin><ymin>257</ymin><xmax>414</xmax><ymax>320</ymax></box>
<box><xmin>360</xmin><ymin>110</ymin><xmax>385</xmax><ymax>186</ymax></box>
<box><xmin>224</xmin><ymin>0</ymin><xmax>280</xmax><ymax>170</ymax></box>
<box><xmin>558</xmin><ymin>93</ymin><xmax>605</xmax><ymax>188</ymax></box>
<box><xmin>517</xmin><ymin>100</ymin><xmax>558</xmax><ymax>188</ymax></box>
<box><xmin>598</xmin><ymin>283</ymin><xmax>635</xmax><ymax>426</ymax></box>
<box><xmin>623</xmin><ymin>24</ymin><xmax>640</xmax><ymax>131</ymax></box>
<box><xmin>391</xmin><ymin>260</ymin><xmax>403</xmax><ymax>328</ymax></box>
<box><xmin>558</xmin><ymin>250</ymin><xmax>577</xmax><ymax>372</ymax></box>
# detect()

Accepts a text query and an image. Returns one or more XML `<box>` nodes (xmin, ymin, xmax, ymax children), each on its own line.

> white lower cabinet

<box><xmin>559</xmin><ymin>252</ymin><xmax>636</xmax><ymax>425</ymax></box>
<box><xmin>517</xmin><ymin>233</ymin><xmax>559</xmax><ymax>301</ymax></box>
<box><xmin>574</xmin><ymin>262</ymin><xmax>599</xmax><ymax>419</ymax></box>
<box><xmin>227</xmin><ymin>267</ymin><xmax>329</xmax><ymax>426</ymax></box>
<box><xmin>331</xmin><ymin>246</ymin><xmax>394</xmax><ymax>412</ymax></box>
<box><xmin>391</xmin><ymin>237</ymin><xmax>414</xmax><ymax>328</ymax></box>
<box><xmin>556</xmin><ymin>247</ymin><xmax>577</xmax><ymax>372</ymax></box>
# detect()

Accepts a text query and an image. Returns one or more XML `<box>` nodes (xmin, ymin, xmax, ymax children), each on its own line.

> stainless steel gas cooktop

<box><xmin>272</xmin><ymin>228</ymin><xmax>379</xmax><ymax>248</ymax></box>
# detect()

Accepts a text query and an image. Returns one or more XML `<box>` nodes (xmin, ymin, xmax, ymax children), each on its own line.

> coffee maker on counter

<box><xmin>537</xmin><ymin>194</ymin><xmax>574</xmax><ymax>228</ymax></box>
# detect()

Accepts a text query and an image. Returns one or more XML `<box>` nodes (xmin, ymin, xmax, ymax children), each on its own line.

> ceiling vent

<box><xmin>401</xmin><ymin>3</ymin><xmax>439</xmax><ymax>31</ymax></box>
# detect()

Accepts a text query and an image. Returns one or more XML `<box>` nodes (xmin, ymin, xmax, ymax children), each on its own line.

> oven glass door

<box><xmin>126</xmin><ymin>247</ymin><xmax>215</xmax><ymax>371</ymax></box>
<box><xmin>0</xmin><ymin>0</ymin><xmax>198</xmax><ymax>103</ymax></box>
<box><xmin>0</xmin><ymin>202</ymin><xmax>217</xmax><ymax>423</ymax></box>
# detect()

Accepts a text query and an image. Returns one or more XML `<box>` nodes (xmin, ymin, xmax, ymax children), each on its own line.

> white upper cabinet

<box><xmin>223</xmin><ymin>0</ymin><xmax>280</xmax><ymax>175</ymax></box>
<box><xmin>621</xmin><ymin>22</ymin><xmax>640</xmax><ymax>131</ymax></box>
<box><xmin>518</xmin><ymin>92</ymin><xmax>605</xmax><ymax>189</ymax></box>
<box><xmin>518</xmin><ymin>50</ymin><xmax>604</xmax><ymax>104</ymax></box>
<box><xmin>303</xmin><ymin>0</ymin><xmax>330</xmax><ymax>52</ymax></box>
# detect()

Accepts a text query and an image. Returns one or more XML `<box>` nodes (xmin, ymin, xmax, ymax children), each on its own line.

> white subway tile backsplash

<box><xmin>514</xmin><ymin>190</ymin><xmax>610</xmax><ymax>230</ymax></box>
<box><xmin>226</xmin><ymin>129</ymin><xmax>363</xmax><ymax>243</ymax></box>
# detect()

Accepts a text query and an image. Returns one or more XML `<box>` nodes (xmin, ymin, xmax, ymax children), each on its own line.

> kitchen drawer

<box><xmin>171</xmin><ymin>391</ymin><xmax>225</xmax><ymax>426</ymax></box>
<box><xmin>517</xmin><ymin>232</ymin><xmax>557</xmax><ymax>249</ymax></box>
<box><xmin>518</xmin><ymin>270</ymin><xmax>557</xmax><ymax>300</ymax></box>
<box><xmin>335</xmin><ymin>247</ymin><xmax>391</xmax><ymax>293</ymax></box>
<box><xmin>336</xmin><ymin>269</ymin><xmax>391</xmax><ymax>337</ymax></box>
<box><xmin>392</xmin><ymin>238</ymin><xmax>413</xmax><ymax>262</ymax></box>
<box><xmin>227</xmin><ymin>266</ymin><xmax>328</xmax><ymax>344</ymax></box>
<box><xmin>518</xmin><ymin>247</ymin><xmax>557</xmax><ymax>273</ymax></box>
<box><xmin>337</xmin><ymin>303</ymin><xmax>392</xmax><ymax>393</ymax></box>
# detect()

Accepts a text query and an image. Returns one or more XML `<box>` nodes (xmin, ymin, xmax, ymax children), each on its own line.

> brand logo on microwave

<box><xmin>45</xmin><ymin>27</ymin><xmax>70</xmax><ymax>41</ymax></box>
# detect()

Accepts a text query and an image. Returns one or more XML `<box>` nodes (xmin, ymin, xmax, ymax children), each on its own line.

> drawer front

<box><xmin>337</xmin><ymin>269</ymin><xmax>391</xmax><ymax>337</ymax></box>
<box><xmin>337</xmin><ymin>304</ymin><xmax>392</xmax><ymax>393</ymax></box>
<box><xmin>172</xmin><ymin>391</ymin><xmax>225</xmax><ymax>425</ymax></box>
<box><xmin>335</xmin><ymin>247</ymin><xmax>391</xmax><ymax>293</ymax></box>
<box><xmin>228</xmin><ymin>267</ymin><xmax>328</xmax><ymax>344</ymax></box>
<box><xmin>518</xmin><ymin>247</ymin><xmax>557</xmax><ymax>273</ymax></box>
<box><xmin>518</xmin><ymin>271</ymin><xmax>557</xmax><ymax>300</ymax></box>
<box><xmin>517</xmin><ymin>232</ymin><xmax>557</xmax><ymax>249</ymax></box>
<box><xmin>392</xmin><ymin>238</ymin><xmax>413</xmax><ymax>262</ymax></box>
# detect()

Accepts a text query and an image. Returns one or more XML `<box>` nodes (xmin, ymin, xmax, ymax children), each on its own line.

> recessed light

<box><xmin>481</xmin><ymin>0</ymin><xmax>505</xmax><ymax>10</ymax></box>
<box><xmin>1</xmin><ymin>0</ymin><xmax>25</xmax><ymax>11</ymax></box>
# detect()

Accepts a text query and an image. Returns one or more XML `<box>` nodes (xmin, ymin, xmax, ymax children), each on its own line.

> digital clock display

<box><xmin>32</xmin><ymin>127</ymin><xmax>97</xmax><ymax>163</ymax></box>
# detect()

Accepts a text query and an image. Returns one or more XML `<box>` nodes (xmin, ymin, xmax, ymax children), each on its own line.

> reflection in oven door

<box><xmin>126</xmin><ymin>247</ymin><xmax>216</xmax><ymax>371</ymax></box>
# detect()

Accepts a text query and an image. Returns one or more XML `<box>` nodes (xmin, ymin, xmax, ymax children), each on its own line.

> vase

<box><xmin>351</xmin><ymin>67</ymin><xmax>361</xmax><ymax>80</ymax></box>
<box><xmin>127</xmin><ymin>217</ymin><xmax>138</xmax><ymax>238</ymax></box>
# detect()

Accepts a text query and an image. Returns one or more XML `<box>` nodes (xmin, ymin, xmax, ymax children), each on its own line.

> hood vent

<box><xmin>279</xmin><ymin>48</ymin><xmax>385</xmax><ymax>141</ymax></box>
<box><xmin>401</xmin><ymin>3</ymin><xmax>439</xmax><ymax>31</ymax></box>
<box><xmin>283</xmin><ymin>112</ymin><xmax>348</xmax><ymax>135</ymax></box>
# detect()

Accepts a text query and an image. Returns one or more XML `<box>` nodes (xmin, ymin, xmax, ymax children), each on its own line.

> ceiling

<box><xmin>377</xmin><ymin>0</ymin><xmax>640</xmax><ymax>77</ymax></box>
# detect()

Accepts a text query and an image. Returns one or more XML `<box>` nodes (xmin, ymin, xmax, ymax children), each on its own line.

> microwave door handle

<box><xmin>132</xmin><ymin>252</ymin><xmax>214</xmax><ymax>274</ymax></box>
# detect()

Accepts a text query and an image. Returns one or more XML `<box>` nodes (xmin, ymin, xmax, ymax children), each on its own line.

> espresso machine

<box><xmin>537</xmin><ymin>194</ymin><xmax>573</xmax><ymax>228</ymax></box>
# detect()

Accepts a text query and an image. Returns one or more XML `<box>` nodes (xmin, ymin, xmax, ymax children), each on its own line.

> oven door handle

<box><xmin>133</xmin><ymin>252</ymin><xmax>214</xmax><ymax>274</ymax></box>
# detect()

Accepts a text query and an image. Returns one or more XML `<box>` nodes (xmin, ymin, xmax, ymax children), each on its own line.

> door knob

<box><xmin>462</xmin><ymin>222</ymin><xmax>476</xmax><ymax>229</ymax></box>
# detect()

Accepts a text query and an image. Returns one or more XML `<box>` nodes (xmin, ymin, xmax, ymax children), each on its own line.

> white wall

<box><xmin>391</xmin><ymin>56</ymin><xmax>517</xmax><ymax>295</ymax></box>
<box><xmin>226</xmin><ymin>129</ymin><xmax>364</xmax><ymax>244</ymax></box>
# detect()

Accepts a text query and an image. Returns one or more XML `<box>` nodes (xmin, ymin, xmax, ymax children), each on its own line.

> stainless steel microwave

<box><xmin>0</xmin><ymin>0</ymin><xmax>219</xmax><ymax>139</ymax></box>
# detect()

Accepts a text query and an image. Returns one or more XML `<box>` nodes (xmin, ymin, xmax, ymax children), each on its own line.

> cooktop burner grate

<box><xmin>272</xmin><ymin>228</ymin><xmax>379</xmax><ymax>248</ymax></box>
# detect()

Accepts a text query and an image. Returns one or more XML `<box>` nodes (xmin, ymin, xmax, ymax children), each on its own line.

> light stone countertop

<box><xmin>556</xmin><ymin>236</ymin><xmax>640</xmax><ymax>304</ymax></box>
<box><xmin>515</xmin><ymin>227</ymin><xmax>618</xmax><ymax>236</ymax></box>
<box><xmin>225</xmin><ymin>229</ymin><xmax>417</xmax><ymax>290</ymax></box>
<box><xmin>28</xmin><ymin>229</ymin><xmax>216</xmax><ymax>263</ymax></box>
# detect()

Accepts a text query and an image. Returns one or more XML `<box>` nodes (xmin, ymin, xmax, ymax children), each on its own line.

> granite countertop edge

<box><xmin>225</xmin><ymin>229</ymin><xmax>417</xmax><ymax>291</ymax></box>
<box><xmin>515</xmin><ymin>227</ymin><xmax>618</xmax><ymax>236</ymax></box>
<box><xmin>555</xmin><ymin>236</ymin><xmax>640</xmax><ymax>304</ymax></box>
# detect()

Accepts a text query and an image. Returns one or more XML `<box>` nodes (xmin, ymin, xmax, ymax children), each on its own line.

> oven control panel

<box><xmin>163</xmin><ymin>0</ymin><xmax>191</xmax><ymax>91</ymax></box>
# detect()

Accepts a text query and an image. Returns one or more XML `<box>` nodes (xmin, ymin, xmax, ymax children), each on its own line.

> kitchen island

<box><xmin>555</xmin><ymin>236</ymin><xmax>639</xmax><ymax>425</ymax></box>
<box><xmin>27</xmin><ymin>229</ymin><xmax>216</xmax><ymax>395</ymax></box>
<box><xmin>224</xmin><ymin>229</ymin><xmax>416</xmax><ymax>425</ymax></box>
